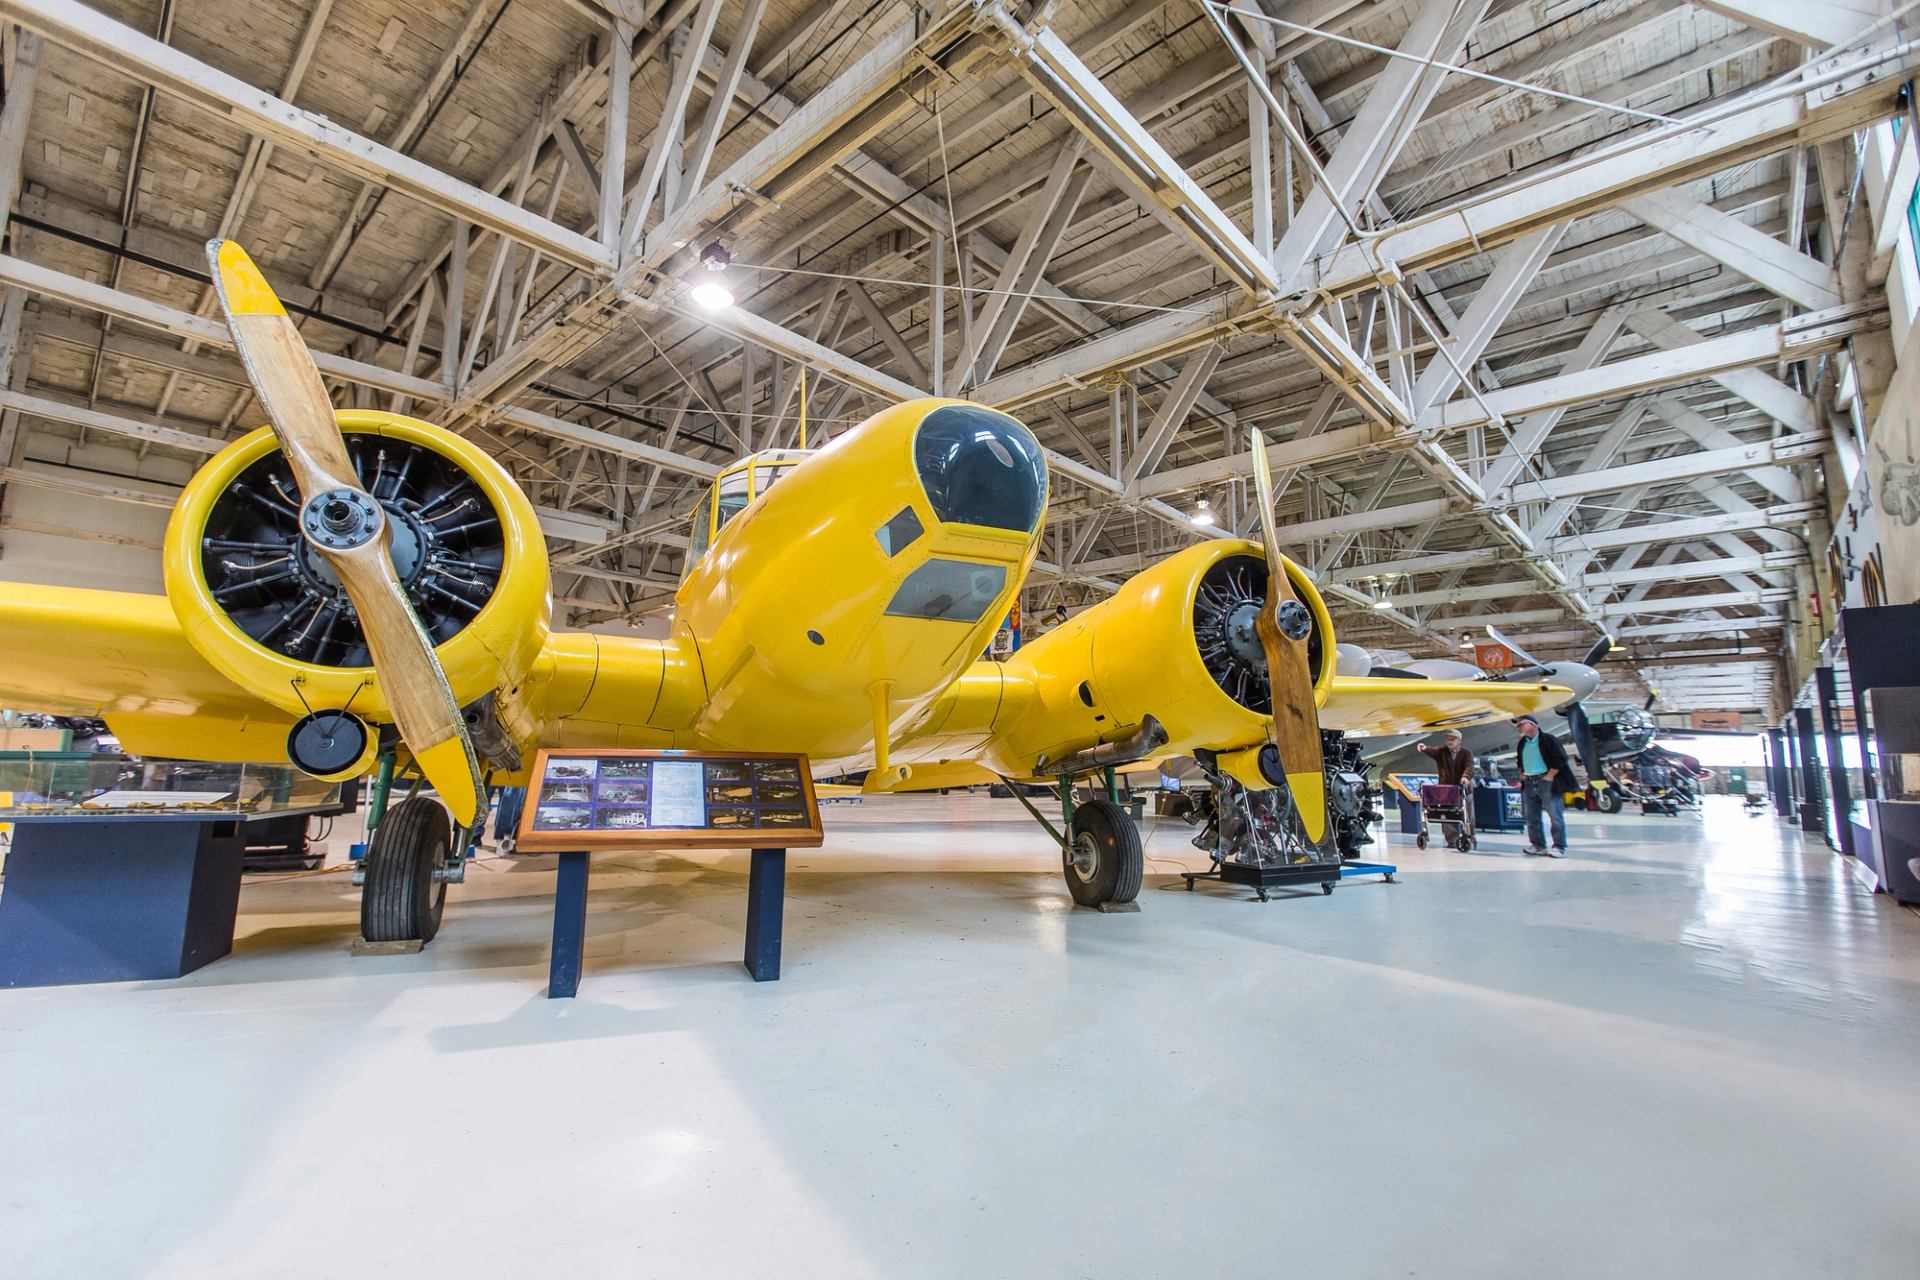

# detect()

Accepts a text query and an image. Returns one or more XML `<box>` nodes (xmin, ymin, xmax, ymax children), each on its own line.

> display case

<box><xmin>0</xmin><ymin>756</ymin><xmax>340</xmax><ymax>822</ymax></box>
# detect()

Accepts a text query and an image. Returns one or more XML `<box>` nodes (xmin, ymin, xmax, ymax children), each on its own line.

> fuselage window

<box><xmin>883</xmin><ymin>558</ymin><xmax>1008</xmax><ymax>623</ymax></box>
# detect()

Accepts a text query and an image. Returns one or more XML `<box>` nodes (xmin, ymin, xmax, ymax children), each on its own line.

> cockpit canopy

<box><xmin>912</xmin><ymin>403</ymin><xmax>1047</xmax><ymax>534</ymax></box>
<box><xmin>686</xmin><ymin>448</ymin><xmax>810</xmax><ymax>571</ymax></box>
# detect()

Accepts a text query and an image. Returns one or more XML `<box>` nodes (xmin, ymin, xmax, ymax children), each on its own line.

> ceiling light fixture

<box><xmin>692</xmin><ymin>241</ymin><xmax>733</xmax><ymax>310</ymax></box>
<box><xmin>691</xmin><ymin>279</ymin><xmax>734</xmax><ymax>310</ymax></box>
<box><xmin>1192</xmin><ymin>496</ymin><xmax>1215</xmax><ymax>526</ymax></box>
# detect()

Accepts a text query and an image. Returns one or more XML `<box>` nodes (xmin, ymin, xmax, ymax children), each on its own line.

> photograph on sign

<box><xmin>534</xmin><ymin>804</ymin><xmax>592</xmax><ymax>831</ymax></box>
<box><xmin>601</xmin><ymin>758</ymin><xmax>650</xmax><ymax>779</ymax></box>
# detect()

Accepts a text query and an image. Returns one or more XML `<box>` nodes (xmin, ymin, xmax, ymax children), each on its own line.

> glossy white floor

<box><xmin>2</xmin><ymin>794</ymin><xmax>1916</xmax><ymax>1278</ymax></box>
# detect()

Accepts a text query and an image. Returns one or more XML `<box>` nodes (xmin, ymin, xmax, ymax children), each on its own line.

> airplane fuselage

<box><xmin>663</xmin><ymin>399</ymin><xmax>1047</xmax><ymax>772</ymax></box>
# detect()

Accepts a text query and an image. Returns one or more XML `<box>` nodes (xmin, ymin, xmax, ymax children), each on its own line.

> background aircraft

<box><xmin>1356</xmin><ymin>628</ymin><xmax>1656</xmax><ymax>796</ymax></box>
<box><xmin>0</xmin><ymin>241</ymin><xmax>1569</xmax><ymax>942</ymax></box>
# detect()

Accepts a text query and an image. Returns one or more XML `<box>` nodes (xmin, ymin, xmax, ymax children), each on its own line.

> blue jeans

<box><xmin>1522</xmin><ymin>776</ymin><xmax>1566</xmax><ymax>850</ymax></box>
<box><xmin>490</xmin><ymin>785</ymin><xmax>526</xmax><ymax>841</ymax></box>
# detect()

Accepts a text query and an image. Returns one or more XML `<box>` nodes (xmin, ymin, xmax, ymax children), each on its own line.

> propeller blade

<box><xmin>207</xmin><ymin>239</ymin><xmax>484</xmax><ymax>828</ymax></box>
<box><xmin>1565</xmin><ymin>703</ymin><xmax>1601</xmax><ymax>780</ymax></box>
<box><xmin>1249</xmin><ymin>430</ymin><xmax>1326</xmax><ymax>844</ymax></box>
<box><xmin>1484</xmin><ymin>624</ymin><xmax>1545</xmax><ymax>671</ymax></box>
<box><xmin>1580</xmin><ymin>634</ymin><xmax>1614</xmax><ymax>668</ymax></box>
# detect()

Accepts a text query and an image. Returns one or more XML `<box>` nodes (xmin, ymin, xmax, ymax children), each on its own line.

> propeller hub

<box><xmin>1275</xmin><ymin>599</ymin><xmax>1312</xmax><ymax>642</ymax></box>
<box><xmin>302</xmin><ymin>487</ymin><xmax>383</xmax><ymax>550</ymax></box>
<box><xmin>296</xmin><ymin>504</ymin><xmax>425</xmax><ymax>598</ymax></box>
<box><xmin>1224</xmin><ymin>601</ymin><xmax>1264</xmax><ymax>666</ymax></box>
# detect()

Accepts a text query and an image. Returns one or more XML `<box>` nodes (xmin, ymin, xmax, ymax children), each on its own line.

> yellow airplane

<box><xmin>0</xmin><ymin>241</ymin><xmax>1567</xmax><ymax>940</ymax></box>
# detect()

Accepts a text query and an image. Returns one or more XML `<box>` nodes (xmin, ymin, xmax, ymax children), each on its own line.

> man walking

<box><xmin>1416</xmin><ymin>729</ymin><xmax>1474</xmax><ymax>844</ymax></box>
<box><xmin>1515</xmin><ymin>715</ymin><xmax>1572</xmax><ymax>857</ymax></box>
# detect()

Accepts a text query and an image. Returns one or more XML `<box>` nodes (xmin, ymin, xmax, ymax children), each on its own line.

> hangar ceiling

<box><xmin>0</xmin><ymin>0</ymin><xmax>1912</xmax><ymax>714</ymax></box>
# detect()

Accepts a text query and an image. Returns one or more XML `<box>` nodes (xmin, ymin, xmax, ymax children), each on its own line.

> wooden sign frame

<box><xmin>515</xmin><ymin>748</ymin><xmax>825</xmax><ymax>852</ymax></box>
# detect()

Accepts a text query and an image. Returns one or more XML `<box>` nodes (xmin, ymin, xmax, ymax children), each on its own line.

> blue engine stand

<box><xmin>1339</xmin><ymin>859</ymin><xmax>1398</xmax><ymax>883</ymax></box>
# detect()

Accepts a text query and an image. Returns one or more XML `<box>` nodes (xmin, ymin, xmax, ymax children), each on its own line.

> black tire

<box><xmin>361</xmin><ymin>796</ymin><xmax>452</xmax><ymax>943</ymax></box>
<box><xmin>1062</xmin><ymin>798</ymin><xmax>1143</xmax><ymax>907</ymax></box>
<box><xmin>1456</xmin><ymin>833</ymin><xmax>1473</xmax><ymax>852</ymax></box>
<box><xmin>1596</xmin><ymin>788</ymin><xmax>1623</xmax><ymax>815</ymax></box>
<box><xmin>1416</xmin><ymin>832</ymin><xmax>1428</xmax><ymax>849</ymax></box>
<box><xmin>1321</xmin><ymin>881</ymin><xmax>1334</xmax><ymax>895</ymax></box>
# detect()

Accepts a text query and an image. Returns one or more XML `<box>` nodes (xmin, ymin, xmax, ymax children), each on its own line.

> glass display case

<box><xmin>0</xmin><ymin>756</ymin><xmax>340</xmax><ymax>821</ymax></box>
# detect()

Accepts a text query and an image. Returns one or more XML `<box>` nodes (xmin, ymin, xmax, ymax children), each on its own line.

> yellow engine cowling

<box><xmin>985</xmin><ymin>538</ymin><xmax>1334</xmax><ymax>775</ymax></box>
<box><xmin>162</xmin><ymin>411</ymin><xmax>553</xmax><ymax>755</ymax></box>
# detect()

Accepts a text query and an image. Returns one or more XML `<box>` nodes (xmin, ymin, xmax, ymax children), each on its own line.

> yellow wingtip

<box><xmin>415</xmin><ymin>736</ymin><xmax>481</xmax><ymax>828</ymax></box>
<box><xmin>209</xmin><ymin>239</ymin><xmax>286</xmax><ymax>317</ymax></box>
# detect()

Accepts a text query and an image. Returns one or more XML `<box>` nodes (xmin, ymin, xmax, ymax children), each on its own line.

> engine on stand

<box><xmin>1171</xmin><ymin>743</ymin><xmax>1338</xmax><ymax>900</ymax></box>
<box><xmin>1323</xmin><ymin>732</ymin><xmax>1384</xmax><ymax>861</ymax></box>
<box><xmin>1171</xmin><ymin>733</ymin><xmax>1394</xmax><ymax>901</ymax></box>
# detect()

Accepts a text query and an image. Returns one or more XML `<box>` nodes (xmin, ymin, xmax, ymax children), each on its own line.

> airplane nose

<box><xmin>1549</xmin><ymin>662</ymin><xmax>1601</xmax><ymax>709</ymax></box>
<box><xmin>914</xmin><ymin>404</ymin><xmax>1047</xmax><ymax>534</ymax></box>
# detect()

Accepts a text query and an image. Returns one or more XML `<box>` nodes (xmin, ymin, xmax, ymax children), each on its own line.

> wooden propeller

<box><xmin>1248</xmin><ymin>429</ymin><xmax>1327</xmax><ymax>843</ymax></box>
<box><xmin>207</xmin><ymin>239</ymin><xmax>484</xmax><ymax>828</ymax></box>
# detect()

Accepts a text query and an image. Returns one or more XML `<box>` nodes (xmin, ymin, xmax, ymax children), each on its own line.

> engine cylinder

<box><xmin>163</xmin><ymin>411</ymin><xmax>552</xmax><ymax>736</ymax></box>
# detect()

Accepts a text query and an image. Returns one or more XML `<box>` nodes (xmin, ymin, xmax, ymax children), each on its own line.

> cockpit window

<box><xmin>714</xmin><ymin>470</ymin><xmax>750</xmax><ymax>531</ymax></box>
<box><xmin>685</xmin><ymin>495</ymin><xmax>713</xmax><ymax>574</ymax></box>
<box><xmin>876</xmin><ymin>506</ymin><xmax>924</xmax><ymax>556</ymax></box>
<box><xmin>884</xmin><ymin>558</ymin><xmax>1007</xmax><ymax>623</ymax></box>
<box><xmin>753</xmin><ymin>462</ymin><xmax>794</xmax><ymax>495</ymax></box>
<box><xmin>913</xmin><ymin>405</ymin><xmax>1046</xmax><ymax>533</ymax></box>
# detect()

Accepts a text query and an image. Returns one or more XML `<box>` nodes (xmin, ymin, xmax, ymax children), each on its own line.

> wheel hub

<box><xmin>1068</xmin><ymin>830</ymin><xmax>1100</xmax><ymax>881</ymax></box>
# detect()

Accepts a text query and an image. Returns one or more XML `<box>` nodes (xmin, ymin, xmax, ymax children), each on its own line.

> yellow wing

<box><xmin>1320</xmin><ymin>675</ymin><xmax>1570</xmax><ymax>737</ymax></box>
<box><xmin>0</xmin><ymin>584</ymin><xmax>299</xmax><ymax>760</ymax></box>
<box><xmin>0</xmin><ymin>585</ymin><xmax>710</xmax><ymax>772</ymax></box>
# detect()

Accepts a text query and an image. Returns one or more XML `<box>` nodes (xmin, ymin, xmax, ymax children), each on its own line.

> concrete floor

<box><xmin>2</xmin><ymin>795</ymin><xmax>1916</xmax><ymax>1278</ymax></box>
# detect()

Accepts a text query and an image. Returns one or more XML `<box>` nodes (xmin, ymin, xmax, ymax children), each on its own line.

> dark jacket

<box><xmin>1417</xmin><ymin>742</ymin><xmax>1474</xmax><ymax>785</ymax></box>
<box><xmin>1515</xmin><ymin>728</ymin><xmax>1572</xmax><ymax>778</ymax></box>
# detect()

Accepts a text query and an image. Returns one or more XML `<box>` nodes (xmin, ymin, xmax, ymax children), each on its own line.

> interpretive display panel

<box><xmin>515</xmin><ymin>749</ymin><xmax>824</xmax><ymax>851</ymax></box>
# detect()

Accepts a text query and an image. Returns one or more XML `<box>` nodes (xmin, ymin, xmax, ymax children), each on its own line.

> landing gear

<box><xmin>1063</xmin><ymin>799</ymin><xmax>1144</xmax><ymax>908</ymax></box>
<box><xmin>998</xmin><ymin>764</ymin><xmax>1147</xmax><ymax>909</ymax></box>
<box><xmin>360</xmin><ymin>795</ymin><xmax>452</xmax><ymax>942</ymax></box>
<box><xmin>352</xmin><ymin>740</ymin><xmax>479</xmax><ymax>945</ymax></box>
<box><xmin>1595</xmin><ymin>786</ymin><xmax>1624</xmax><ymax>815</ymax></box>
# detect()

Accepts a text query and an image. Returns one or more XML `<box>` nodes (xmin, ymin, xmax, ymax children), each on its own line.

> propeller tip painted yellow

<box><xmin>210</xmin><ymin>239</ymin><xmax>288</xmax><ymax>317</ymax></box>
